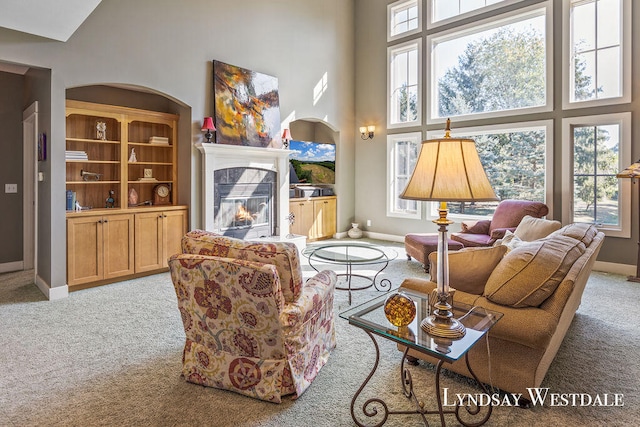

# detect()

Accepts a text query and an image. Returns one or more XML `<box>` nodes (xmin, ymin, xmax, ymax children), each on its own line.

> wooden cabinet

<box><xmin>289</xmin><ymin>196</ymin><xmax>336</xmax><ymax>241</ymax></box>
<box><xmin>134</xmin><ymin>208</ymin><xmax>188</xmax><ymax>273</ymax></box>
<box><xmin>289</xmin><ymin>199</ymin><xmax>315</xmax><ymax>238</ymax></box>
<box><xmin>313</xmin><ymin>197</ymin><xmax>337</xmax><ymax>239</ymax></box>
<box><xmin>65</xmin><ymin>100</ymin><xmax>188</xmax><ymax>290</ymax></box>
<box><xmin>67</xmin><ymin>214</ymin><xmax>135</xmax><ymax>287</ymax></box>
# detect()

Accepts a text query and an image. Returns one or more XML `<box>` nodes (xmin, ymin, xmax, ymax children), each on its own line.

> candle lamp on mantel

<box><xmin>617</xmin><ymin>159</ymin><xmax>640</xmax><ymax>282</ymax></box>
<box><xmin>400</xmin><ymin>119</ymin><xmax>498</xmax><ymax>339</ymax></box>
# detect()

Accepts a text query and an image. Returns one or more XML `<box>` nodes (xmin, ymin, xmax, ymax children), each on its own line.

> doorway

<box><xmin>23</xmin><ymin>101</ymin><xmax>38</xmax><ymax>276</ymax></box>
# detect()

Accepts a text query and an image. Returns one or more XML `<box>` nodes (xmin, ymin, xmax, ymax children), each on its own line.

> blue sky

<box><xmin>289</xmin><ymin>140</ymin><xmax>336</xmax><ymax>162</ymax></box>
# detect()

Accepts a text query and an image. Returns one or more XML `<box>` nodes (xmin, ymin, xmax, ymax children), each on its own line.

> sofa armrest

<box><xmin>461</xmin><ymin>219</ymin><xmax>491</xmax><ymax>235</ymax></box>
<box><xmin>477</xmin><ymin>297</ymin><xmax>558</xmax><ymax>350</ymax></box>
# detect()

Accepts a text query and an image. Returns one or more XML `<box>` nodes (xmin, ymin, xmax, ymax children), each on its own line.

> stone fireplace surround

<box><xmin>196</xmin><ymin>142</ymin><xmax>292</xmax><ymax>239</ymax></box>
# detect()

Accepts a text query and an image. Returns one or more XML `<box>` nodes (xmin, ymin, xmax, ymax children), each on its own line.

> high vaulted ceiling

<box><xmin>0</xmin><ymin>0</ymin><xmax>102</xmax><ymax>42</ymax></box>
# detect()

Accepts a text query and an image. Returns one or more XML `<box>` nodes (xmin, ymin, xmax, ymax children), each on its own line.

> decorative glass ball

<box><xmin>384</xmin><ymin>292</ymin><xmax>416</xmax><ymax>327</ymax></box>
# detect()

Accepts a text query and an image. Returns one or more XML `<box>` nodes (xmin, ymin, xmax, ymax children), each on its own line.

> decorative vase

<box><xmin>348</xmin><ymin>222</ymin><xmax>362</xmax><ymax>239</ymax></box>
<box><xmin>384</xmin><ymin>292</ymin><xmax>417</xmax><ymax>327</ymax></box>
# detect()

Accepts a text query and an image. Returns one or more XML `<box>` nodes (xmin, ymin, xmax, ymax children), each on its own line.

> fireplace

<box><xmin>196</xmin><ymin>143</ymin><xmax>292</xmax><ymax>238</ymax></box>
<box><xmin>214</xmin><ymin>168</ymin><xmax>276</xmax><ymax>239</ymax></box>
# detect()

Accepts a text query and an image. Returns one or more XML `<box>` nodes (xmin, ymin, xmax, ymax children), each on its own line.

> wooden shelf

<box><xmin>66</xmin><ymin>137</ymin><xmax>120</xmax><ymax>144</ymax></box>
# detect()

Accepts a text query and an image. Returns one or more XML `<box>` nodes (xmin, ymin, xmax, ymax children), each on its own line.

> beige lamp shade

<box><xmin>617</xmin><ymin>160</ymin><xmax>640</xmax><ymax>178</ymax></box>
<box><xmin>400</xmin><ymin>136</ymin><xmax>497</xmax><ymax>202</ymax></box>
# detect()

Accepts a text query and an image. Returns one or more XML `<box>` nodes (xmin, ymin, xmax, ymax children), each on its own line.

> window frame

<box><xmin>426</xmin><ymin>2</ymin><xmax>553</xmax><ymax>125</ymax></box>
<box><xmin>387</xmin><ymin>132</ymin><xmax>422</xmax><ymax>219</ymax></box>
<box><xmin>388</xmin><ymin>0</ymin><xmax>422</xmax><ymax>42</ymax></box>
<box><xmin>425</xmin><ymin>120</ymin><xmax>554</xmax><ymax>222</ymax></box>
<box><xmin>561</xmin><ymin>112</ymin><xmax>631</xmax><ymax>238</ymax></box>
<box><xmin>427</xmin><ymin>0</ymin><xmax>523</xmax><ymax>29</ymax></box>
<box><xmin>562</xmin><ymin>0</ymin><xmax>632</xmax><ymax>110</ymax></box>
<box><xmin>387</xmin><ymin>38</ymin><xmax>423</xmax><ymax>129</ymax></box>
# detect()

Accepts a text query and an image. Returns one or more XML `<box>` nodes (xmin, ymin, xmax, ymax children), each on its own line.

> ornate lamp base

<box><xmin>421</xmin><ymin>301</ymin><xmax>466</xmax><ymax>339</ymax></box>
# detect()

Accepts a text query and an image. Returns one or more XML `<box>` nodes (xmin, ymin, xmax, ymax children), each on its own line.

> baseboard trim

<box><xmin>0</xmin><ymin>261</ymin><xmax>24</xmax><ymax>274</ymax></box>
<box><xmin>363</xmin><ymin>231</ymin><xmax>404</xmax><ymax>243</ymax></box>
<box><xmin>593</xmin><ymin>261</ymin><xmax>635</xmax><ymax>276</ymax></box>
<box><xmin>35</xmin><ymin>275</ymin><xmax>69</xmax><ymax>300</ymax></box>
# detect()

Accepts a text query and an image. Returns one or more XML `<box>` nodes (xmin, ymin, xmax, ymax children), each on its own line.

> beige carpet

<box><xmin>0</xmin><ymin>239</ymin><xmax>638</xmax><ymax>426</ymax></box>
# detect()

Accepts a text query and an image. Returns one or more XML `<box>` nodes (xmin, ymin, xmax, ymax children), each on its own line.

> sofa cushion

<box><xmin>514</xmin><ymin>215</ymin><xmax>562</xmax><ymax>241</ymax></box>
<box><xmin>483</xmin><ymin>234</ymin><xmax>586</xmax><ymax>308</ymax></box>
<box><xmin>547</xmin><ymin>222</ymin><xmax>598</xmax><ymax>247</ymax></box>
<box><xmin>429</xmin><ymin>245</ymin><xmax>507</xmax><ymax>295</ymax></box>
<box><xmin>451</xmin><ymin>232</ymin><xmax>492</xmax><ymax>247</ymax></box>
<box><xmin>498</xmin><ymin>230</ymin><xmax>527</xmax><ymax>252</ymax></box>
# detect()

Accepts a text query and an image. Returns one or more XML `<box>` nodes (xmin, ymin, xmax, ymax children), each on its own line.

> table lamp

<box><xmin>400</xmin><ymin>119</ymin><xmax>498</xmax><ymax>338</ymax></box>
<box><xmin>201</xmin><ymin>117</ymin><xmax>216</xmax><ymax>143</ymax></box>
<box><xmin>616</xmin><ymin>159</ymin><xmax>640</xmax><ymax>282</ymax></box>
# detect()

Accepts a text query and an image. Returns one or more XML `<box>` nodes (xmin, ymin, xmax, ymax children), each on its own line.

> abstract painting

<box><xmin>213</xmin><ymin>60</ymin><xmax>281</xmax><ymax>147</ymax></box>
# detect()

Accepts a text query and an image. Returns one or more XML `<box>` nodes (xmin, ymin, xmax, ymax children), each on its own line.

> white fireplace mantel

<box><xmin>196</xmin><ymin>142</ymin><xmax>291</xmax><ymax>237</ymax></box>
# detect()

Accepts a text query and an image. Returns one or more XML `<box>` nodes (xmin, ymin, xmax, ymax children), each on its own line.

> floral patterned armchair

<box><xmin>168</xmin><ymin>230</ymin><xmax>337</xmax><ymax>403</ymax></box>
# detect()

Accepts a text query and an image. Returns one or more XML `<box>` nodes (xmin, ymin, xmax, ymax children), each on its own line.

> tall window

<box><xmin>428</xmin><ymin>4</ymin><xmax>550</xmax><ymax>123</ymax></box>
<box><xmin>562</xmin><ymin>113</ymin><xmax>631</xmax><ymax>237</ymax></box>
<box><xmin>427</xmin><ymin>122</ymin><xmax>552</xmax><ymax>218</ymax></box>
<box><xmin>388</xmin><ymin>0</ymin><xmax>421</xmax><ymax>41</ymax></box>
<box><xmin>388</xmin><ymin>39</ymin><xmax>421</xmax><ymax>128</ymax></box>
<box><xmin>387</xmin><ymin>133</ymin><xmax>420</xmax><ymax>218</ymax></box>
<box><xmin>563</xmin><ymin>0</ymin><xmax>631</xmax><ymax>108</ymax></box>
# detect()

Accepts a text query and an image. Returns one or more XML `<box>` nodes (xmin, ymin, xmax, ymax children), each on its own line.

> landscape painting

<box><xmin>213</xmin><ymin>60</ymin><xmax>281</xmax><ymax>147</ymax></box>
<box><xmin>289</xmin><ymin>140</ymin><xmax>336</xmax><ymax>184</ymax></box>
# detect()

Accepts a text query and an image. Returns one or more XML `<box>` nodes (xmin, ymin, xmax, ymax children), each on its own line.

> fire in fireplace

<box><xmin>214</xmin><ymin>168</ymin><xmax>277</xmax><ymax>239</ymax></box>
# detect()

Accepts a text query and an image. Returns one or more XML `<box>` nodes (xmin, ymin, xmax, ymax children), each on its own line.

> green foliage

<box><xmin>438</xmin><ymin>27</ymin><xmax>546</xmax><ymax>117</ymax></box>
<box><xmin>436</xmin><ymin>25</ymin><xmax>617</xmax><ymax>214</ymax></box>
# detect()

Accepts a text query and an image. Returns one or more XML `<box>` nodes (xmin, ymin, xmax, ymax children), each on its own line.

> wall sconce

<box><xmin>282</xmin><ymin>129</ymin><xmax>292</xmax><ymax>149</ymax></box>
<box><xmin>201</xmin><ymin>117</ymin><xmax>216</xmax><ymax>143</ymax></box>
<box><xmin>360</xmin><ymin>125</ymin><xmax>375</xmax><ymax>140</ymax></box>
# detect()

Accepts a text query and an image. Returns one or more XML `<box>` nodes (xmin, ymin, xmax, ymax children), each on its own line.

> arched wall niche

<box><xmin>64</xmin><ymin>84</ymin><xmax>193</xmax><ymax>209</ymax></box>
<box><xmin>289</xmin><ymin>118</ymin><xmax>339</xmax><ymax>146</ymax></box>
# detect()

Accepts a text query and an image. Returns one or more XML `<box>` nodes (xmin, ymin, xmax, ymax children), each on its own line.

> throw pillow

<box><xmin>499</xmin><ymin>230</ymin><xmax>527</xmax><ymax>252</ymax></box>
<box><xmin>483</xmin><ymin>234</ymin><xmax>586</xmax><ymax>308</ymax></box>
<box><xmin>460</xmin><ymin>219</ymin><xmax>491</xmax><ymax>235</ymax></box>
<box><xmin>547</xmin><ymin>222</ymin><xmax>598</xmax><ymax>247</ymax></box>
<box><xmin>429</xmin><ymin>245</ymin><xmax>507</xmax><ymax>295</ymax></box>
<box><xmin>514</xmin><ymin>215</ymin><xmax>562</xmax><ymax>241</ymax></box>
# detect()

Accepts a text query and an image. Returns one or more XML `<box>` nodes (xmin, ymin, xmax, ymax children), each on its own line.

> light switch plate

<box><xmin>5</xmin><ymin>183</ymin><xmax>18</xmax><ymax>193</ymax></box>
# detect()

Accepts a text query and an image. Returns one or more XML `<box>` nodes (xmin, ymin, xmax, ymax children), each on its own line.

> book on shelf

<box><xmin>148</xmin><ymin>136</ymin><xmax>169</xmax><ymax>145</ymax></box>
<box><xmin>66</xmin><ymin>190</ymin><xmax>77</xmax><ymax>211</ymax></box>
<box><xmin>65</xmin><ymin>150</ymin><xmax>88</xmax><ymax>160</ymax></box>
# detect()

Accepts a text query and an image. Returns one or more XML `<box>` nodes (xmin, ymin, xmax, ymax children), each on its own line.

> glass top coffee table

<box><xmin>302</xmin><ymin>242</ymin><xmax>398</xmax><ymax>304</ymax></box>
<box><xmin>340</xmin><ymin>288</ymin><xmax>503</xmax><ymax>426</ymax></box>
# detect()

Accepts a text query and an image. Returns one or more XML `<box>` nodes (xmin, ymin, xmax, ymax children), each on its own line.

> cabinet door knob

<box><xmin>97</xmin><ymin>220</ymin><xmax>102</xmax><ymax>224</ymax></box>
<box><xmin>103</xmin><ymin>219</ymin><xmax>108</xmax><ymax>223</ymax></box>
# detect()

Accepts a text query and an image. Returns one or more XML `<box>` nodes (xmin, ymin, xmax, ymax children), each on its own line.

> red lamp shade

<box><xmin>282</xmin><ymin>129</ymin><xmax>292</xmax><ymax>140</ymax></box>
<box><xmin>201</xmin><ymin>117</ymin><xmax>216</xmax><ymax>131</ymax></box>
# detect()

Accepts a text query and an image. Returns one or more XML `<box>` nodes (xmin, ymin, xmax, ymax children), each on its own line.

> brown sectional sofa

<box><xmin>399</xmin><ymin>223</ymin><xmax>604</xmax><ymax>402</ymax></box>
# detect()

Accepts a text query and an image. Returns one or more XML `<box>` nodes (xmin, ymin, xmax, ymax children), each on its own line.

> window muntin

<box><xmin>426</xmin><ymin>122</ymin><xmax>552</xmax><ymax>220</ymax></box>
<box><xmin>388</xmin><ymin>0</ymin><xmax>421</xmax><ymax>41</ymax></box>
<box><xmin>428</xmin><ymin>0</ymin><xmax>523</xmax><ymax>28</ymax></box>
<box><xmin>428</xmin><ymin>5</ymin><xmax>550</xmax><ymax>123</ymax></box>
<box><xmin>562</xmin><ymin>113</ymin><xmax>631</xmax><ymax>237</ymax></box>
<box><xmin>387</xmin><ymin>132</ymin><xmax>421</xmax><ymax>218</ymax></box>
<box><xmin>563</xmin><ymin>0</ymin><xmax>631</xmax><ymax>108</ymax></box>
<box><xmin>388</xmin><ymin>39</ymin><xmax>421</xmax><ymax>128</ymax></box>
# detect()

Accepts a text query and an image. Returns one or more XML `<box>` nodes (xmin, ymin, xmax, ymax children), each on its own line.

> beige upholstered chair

<box><xmin>168</xmin><ymin>230</ymin><xmax>337</xmax><ymax>403</ymax></box>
